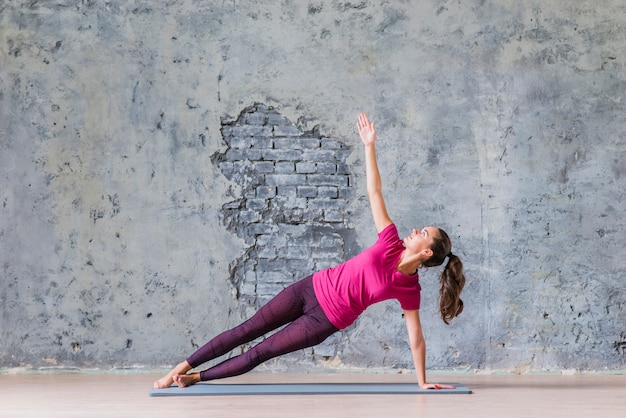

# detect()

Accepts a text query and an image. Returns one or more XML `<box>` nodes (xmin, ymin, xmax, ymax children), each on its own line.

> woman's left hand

<box><xmin>357</xmin><ymin>113</ymin><xmax>376</xmax><ymax>146</ymax></box>
<box><xmin>420</xmin><ymin>383</ymin><xmax>457</xmax><ymax>390</ymax></box>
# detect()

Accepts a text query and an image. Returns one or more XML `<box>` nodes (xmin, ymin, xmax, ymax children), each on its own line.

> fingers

<box><xmin>423</xmin><ymin>383</ymin><xmax>456</xmax><ymax>390</ymax></box>
<box><xmin>359</xmin><ymin>113</ymin><xmax>368</xmax><ymax>124</ymax></box>
<box><xmin>357</xmin><ymin>114</ymin><xmax>375</xmax><ymax>136</ymax></box>
<box><xmin>357</xmin><ymin>113</ymin><xmax>369</xmax><ymax>128</ymax></box>
<box><xmin>434</xmin><ymin>383</ymin><xmax>456</xmax><ymax>390</ymax></box>
<box><xmin>357</xmin><ymin>113</ymin><xmax>376</xmax><ymax>147</ymax></box>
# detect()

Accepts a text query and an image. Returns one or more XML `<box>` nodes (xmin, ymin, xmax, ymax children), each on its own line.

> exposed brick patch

<box><xmin>212</xmin><ymin>104</ymin><xmax>357</xmax><ymax>309</ymax></box>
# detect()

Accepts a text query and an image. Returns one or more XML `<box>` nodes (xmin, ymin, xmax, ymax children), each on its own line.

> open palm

<box><xmin>357</xmin><ymin>113</ymin><xmax>376</xmax><ymax>146</ymax></box>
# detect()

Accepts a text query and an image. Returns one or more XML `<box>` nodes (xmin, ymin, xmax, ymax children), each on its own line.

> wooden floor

<box><xmin>1</xmin><ymin>372</ymin><xmax>625</xmax><ymax>417</ymax></box>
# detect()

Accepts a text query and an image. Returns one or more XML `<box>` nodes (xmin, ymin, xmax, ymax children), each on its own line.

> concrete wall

<box><xmin>1</xmin><ymin>0</ymin><xmax>625</xmax><ymax>373</ymax></box>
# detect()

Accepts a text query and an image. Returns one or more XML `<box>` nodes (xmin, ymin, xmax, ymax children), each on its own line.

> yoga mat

<box><xmin>149</xmin><ymin>382</ymin><xmax>472</xmax><ymax>396</ymax></box>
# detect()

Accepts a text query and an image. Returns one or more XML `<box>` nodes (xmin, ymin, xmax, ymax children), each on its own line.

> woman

<box><xmin>154</xmin><ymin>113</ymin><xmax>466</xmax><ymax>390</ymax></box>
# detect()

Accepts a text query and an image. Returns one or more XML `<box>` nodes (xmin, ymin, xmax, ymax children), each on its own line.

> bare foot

<box><xmin>153</xmin><ymin>361</ymin><xmax>192</xmax><ymax>389</ymax></box>
<box><xmin>173</xmin><ymin>372</ymin><xmax>201</xmax><ymax>388</ymax></box>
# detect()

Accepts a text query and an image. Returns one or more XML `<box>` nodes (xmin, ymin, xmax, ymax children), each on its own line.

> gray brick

<box><xmin>222</xmin><ymin>201</ymin><xmax>241</xmax><ymax>209</ymax></box>
<box><xmin>220</xmin><ymin>125</ymin><xmax>233</xmax><ymax>139</ymax></box>
<box><xmin>316</xmin><ymin>162</ymin><xmax>337</xmax><ymax>174</ymax></box>
<box><xmin>338</xmin><ymin>187</ymin><xmax>355</xmax><ymax>199</ymax></box>
<box><xmin>267</xmin><ymin>113</ymin><xmax>291</xmax><ymax>126</ymax></box>
<box><xmin>266</xmin><ymin>174</ymin><xmax>307</xmax><ymax>186</ymax></box>
<box><xmin>244</xmin><ymin>259</ymin><xmax>257</xmax><ymax>272</ymax></box>
<box><xmin>302</xmin><ymin>150</ymin><xmax>336</xmax><ymax>162</ymax></box>
<box><xmin>245</xmin><ymin>149</ymin><xmax>263</xmax><ymax>161</ymax></box>
<box><xmin>239</xmin><ymin>210</ymin><xmax>260</xmax><ymax>223</ymax></box>
<box><xmin>241</xmin><ymin>281</ymin><xmax>257</xmax><ymax>295</ymax></box>
<box><xmin>283</xmin><ymin>209</ymin><xmax>304</xmax><ymax>223</ymax></box>
<box><xmin>319</xmin><ymin>235</ymin><xmax>344</xmax><ymax>248</ymax></box>
<box><xmin>276</xmin><ymin>186</ymin><xmax>297</xmax><ymax>198</ymax></box>
<box><xmin>254</xmin><ymin>162</ymin><xmax>275</xmax><ymax>173</ymax></box>
<box><xmin>225</xmin><ymin>149</ymin><xmax>246</xmax><ymax>160</ymax></box>
<box><xmin>232</xmin><ymin>170</ymin><xmax>259</xmax><ymax>186</ymax></box>
<box><xmin>257</xmin><ymin>258</ymin><xmax>286</xmax><ymax>271</ymax></box>
<box><xmin>284</xmin><ymin>246</ymin><xmax>311</xmax><ymax>259</ymax></box>
<box><xmin>244</xmin><ymin>112</ymin><xmax>267</xmax><ymax>125</ymax></box>
<box><xmin>243</xmin><ymin>269</ymin><xmax>256</xmax><ymax>282</ymax></box>
<box><xmin>302</xmin><ymin>209</ymin><xmax>324</xmax><ymax>222</ymax></box>
<box><xmin>307</xmin><ymin>174</ymin><xmax>349</xmax><ymax>187</ymax></box>
<box><xmin>257</xmin><ymin>234</ymin><xmax>287</xmax><ymax>247</ymax></box>
<box><xmin>317</xmin><ymin>186</ymin><xmax>338</xmax><ymax>198</ymax></box>
<box><xmin>275</xmin><ymin>162</ymin><xmax>296</xmax><ymax>174</ymax></box>
<box><xmin>231</xmin><ymin>125</ymin><xmax>272</xmax><ymax>137</ymax></box>
<box><xmin>256</xmin><ymin>186</ymin><xmax>276</xmax><ymax>198</ymax></box>
<box><xmin>336</xmin><ymin>150</ymin><xmax>352</xmax><ymax>161</ymax></box>
<box><xmin>278</xmin><ymin>223</ymin><xmax>310</xmax><ymax>237</ymax></box>
<box><xmin>275</xmin><ymin>138</ymin><xmax>320</xmax><ymax>149</ymax></box>
<box><xmin>273</xmin><ymin>125</ymin><xmax>302</xmax><ymax>137</ymax></box>
<box><xmin>246</xmin><ymin>198</ymin><xmax>267</xmax><ymax>210</ymax></box>
<box><xmin>258</xmin><ymin>245</ymin><xmax>277</xmax><ymax>258</ymax></box>
<box><xmin>217</xmin><ymin>161</ymin><xmax>234</xmax><ymax>177</ymax></box>
<box><xmin>232</xmin><ymin>160</ymin><xmax>253</xmax><ymax>173</ymax></box>
<box><xmin>230</xmin><ymin>136</ymin><xmax>252</xmax><ymax>149</ymax></box>
<box><xmin>262</xmin><ymin>149</ymin><xmax>302</xmax><ymax>161</ymax></box>
<box><xmin>257</xmin><ymin>283</ymin><xmax>290</xmax><ymax>297</ymax></box>
<box><xmin>285</xmin><ymin>257</ymin><xmax>316</xmax><ymax>272</ymax></box>
<box><xmin>308</xmin><ymin>198</ymin><xmax>346</xmax><ymax>211</ymax></box>
<box><xmin>251</xmin><ymin>137</ymin><xmax>273</xmax><ymax>148</ymax></box>
<box><xmin>297</xmin><ymin>186</ymin><xmax>317</xmax><ymax>198</ymax></box>
<box><xmin>260</xmin><ymin>271</ymin><xmax>288</xmax><ymax>284</ymax></box>
<box><xmin>273</xmin><ymin>196</ymin><xmax>307</xmax><ymax>212</ymax></box>
<box><xmin>241</xmin><ymin>234</ymin><xmax>256</xmax><ymax>247</ymax></box>
<box><xmin>321</xmin><ymin>139</ymin><xmax>346</xmax><ymax>150</ymax></box>
<box><xmin>248</xmin><ymin>223</ymin><xmax>278</xmax><ymax>235</ymax></box>
<box><xmin>311</xmin><ymin>247</ymin><xmax>342</xmax><ymax>260</ymax></box>
<box><xmin>293</xmin><ymin>197</ymin><xmax>309</xmax><ymax>208</ymax></box>
<box><xmin>254</xmin><ymin>294</ymin><xmax>273</xmax><ymax>306</ymax></box>
<box><xmin>296</xmin><ymin>162</ymin><xmax>317</xmax><ymax>173</ymax></box>
<box><xmin>324</xmin><ymin>209</ymin><xmax>344</xmax><ymax>223</ymax></box>
<box><xmin>336</xmin><ymin>162</ymin><xmax>350</xmax><ymax>174</ymax></box>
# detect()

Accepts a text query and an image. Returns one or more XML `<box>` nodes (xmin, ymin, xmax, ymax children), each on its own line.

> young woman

<box><xmin>154</xmin><ymin>113</ymin><xmax>466</xmax><ymax>390</ymax></box>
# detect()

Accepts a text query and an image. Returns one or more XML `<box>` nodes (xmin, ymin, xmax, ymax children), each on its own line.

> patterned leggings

<box><xmin>186</xmin><ymin>275</ymin><xmax>339</xmax><ymax>381</ymax></box>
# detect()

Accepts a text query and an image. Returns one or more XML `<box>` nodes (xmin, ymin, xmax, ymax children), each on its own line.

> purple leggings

<box><xmin>186</xmin><ymin>275</ymin><xmax>339</xmax><ymax>381</ymax></box>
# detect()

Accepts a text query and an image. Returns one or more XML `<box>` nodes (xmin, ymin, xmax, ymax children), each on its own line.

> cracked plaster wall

<box><xmin>1</xmin><ymin>1</ymin><xmax>625</xmax><ymax>373</ymax></box>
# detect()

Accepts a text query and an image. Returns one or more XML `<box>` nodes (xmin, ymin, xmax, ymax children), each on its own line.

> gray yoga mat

<box><xmin>149</xmin><ymin>382</ymin><xmax>472</xmax><ymax>396</ymax></box>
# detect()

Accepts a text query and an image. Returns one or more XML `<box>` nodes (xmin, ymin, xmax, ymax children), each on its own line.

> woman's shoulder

<box><xmin>378</xmin><ymin>222</ymin><xmax>397</xmax><ymax>237</ymax></box>
<box><xmin>376</xmin><ymin>223</ymin><xmax>403</xmax><ymax>252</ymax></box>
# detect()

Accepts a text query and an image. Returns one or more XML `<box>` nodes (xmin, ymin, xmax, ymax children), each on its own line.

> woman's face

<box><xmin>403</xmin><ymin>227</ymin><xmax>437</xmax><ymax>255</ymax></box>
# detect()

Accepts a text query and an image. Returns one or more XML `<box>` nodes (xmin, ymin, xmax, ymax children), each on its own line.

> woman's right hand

<box><xmin>357</xmin><ymin>113</ymin><xmax>376</xmax><ymax>146</ymax></box>
<box><xmin>420</xmin><ymin>382</ymin><xmax>457</xmax><ymax>390</ymax></box>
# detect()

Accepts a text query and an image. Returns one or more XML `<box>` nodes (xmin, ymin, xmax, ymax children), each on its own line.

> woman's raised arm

<box><xmin>357</xmin><ymin>113</ymin><xmax>393</xmax><ymax>233</ymax></box>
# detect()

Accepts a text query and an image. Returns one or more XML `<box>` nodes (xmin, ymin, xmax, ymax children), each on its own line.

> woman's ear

<box><xmin>422</xmin><ymin>248</ymin><xmax>433</xmax><ymax>258</ymax></box>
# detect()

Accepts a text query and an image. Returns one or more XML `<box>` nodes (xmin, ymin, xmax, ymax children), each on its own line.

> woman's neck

<box><xmin>397</xmin><ymin>250</ymin><xmax>420</xmax><ymax>276</ymax></box>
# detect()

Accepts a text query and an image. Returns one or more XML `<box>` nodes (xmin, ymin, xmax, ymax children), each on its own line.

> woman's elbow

<box><xmin>367</xmin><ymin>187</ymin><xmax>383</xmax><ymax>198</ymax></box>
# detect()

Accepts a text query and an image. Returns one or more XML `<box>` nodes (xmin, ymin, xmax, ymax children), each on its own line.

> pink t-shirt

<box><xmin>313</xmin><ymin>224</ymin><xmax>421</xmax><ymax>329</ymax></box>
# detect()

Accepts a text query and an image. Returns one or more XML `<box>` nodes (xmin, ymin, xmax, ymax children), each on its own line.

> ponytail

<box><xmin>424</xmin><ymin>228</ymin><xmax>466</xmax><ymax>325</ymax></box>
<box><xmin>438</xmin><ymin>253</ymin><xmax>465</xmax><ymax>324</ymax></box>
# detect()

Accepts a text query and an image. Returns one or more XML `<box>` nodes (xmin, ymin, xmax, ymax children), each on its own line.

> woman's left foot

<box><xmin>173</xmin><ymin>373</ymin><xmax>201</xmax><ymax>388</ymax></box>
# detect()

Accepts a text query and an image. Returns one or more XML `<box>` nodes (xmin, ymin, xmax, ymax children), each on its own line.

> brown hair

<box><xmin>423</xmin><ymin>228</ymin><xmax>466</xmax><ymax>324</ymax></box>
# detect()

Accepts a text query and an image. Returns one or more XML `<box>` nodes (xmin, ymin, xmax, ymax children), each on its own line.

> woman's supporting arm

<box><xmin>404</xmin><ymin>309</ymin><xmax>456</xmax><ymax>390</ymax></box>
